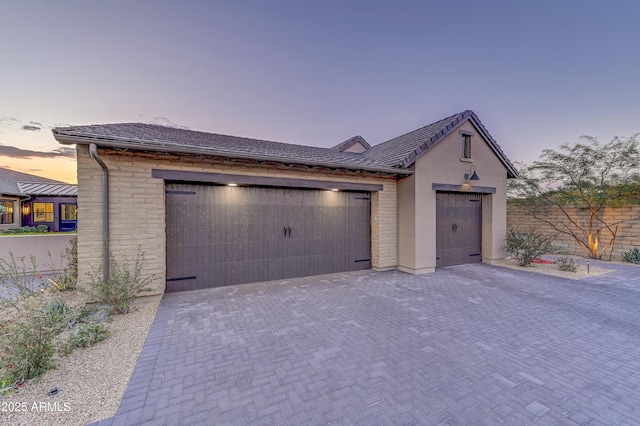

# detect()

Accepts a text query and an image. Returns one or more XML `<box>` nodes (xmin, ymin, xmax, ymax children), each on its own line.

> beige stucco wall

<box><xmin>76</xmin><ymin>145</ymin><xmax>398</xmax><ymax>296</ymax></box>
<box><xmin>0</xmin><ymin>233</ymin><xmax>75</xmax><ymax>273</ymax></box>
<box><xmin>397</xmin><ymin>120</ymin><xmax>509</xmax><ymax>273</ymax></box>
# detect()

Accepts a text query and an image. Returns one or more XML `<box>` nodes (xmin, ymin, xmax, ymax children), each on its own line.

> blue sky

<box><xmin>1</xmin><ymin>1</ymin><xmax>638</xmax><ymax>183</ymax></box>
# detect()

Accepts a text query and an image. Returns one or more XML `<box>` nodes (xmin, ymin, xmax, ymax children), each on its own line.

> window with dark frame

<box><xmin>61</xmin><ymin>204</ymin><xmax>77</xmax><ymax>221</ymax></box>
<box><xmin>0</xmin><ymin>200</ymin><xmax>14</xmax><ymax>224</ymax></box>
<box><xmin>462</xmin><ymin>134</ymin><xmax>471</xmax><ymax>158</ymax></box>
<box><xmin>33</xmin><ymin>202</ymin><xmax>54</xmax><ymax>222</ymax></box>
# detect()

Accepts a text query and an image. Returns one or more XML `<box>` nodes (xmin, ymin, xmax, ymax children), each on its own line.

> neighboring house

<box><xmin>53</xmin><ymin>109</ymin><xmax>517</xmax><ymax>296</ymax></box>
<box><xmin>0</xmin><ymin>167</ymin><xmax>78</xmax><ymax>232</ymax></box>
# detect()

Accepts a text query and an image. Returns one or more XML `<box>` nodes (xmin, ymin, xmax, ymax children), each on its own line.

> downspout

<box><xmin>89</xmin><ymin>143</ymin><xmax>109</xmax><ymax>283</ymax></box>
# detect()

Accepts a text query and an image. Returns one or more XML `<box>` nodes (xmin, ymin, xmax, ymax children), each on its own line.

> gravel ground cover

<box><xmin>492</xmin><ymin>255</ymin><xmax>614</xmax><ymax>279</ymax></box>
<box><xmin>0</xmin><ymin>295</ymin><xmax>158</xmax><ymax>426</ymax></box>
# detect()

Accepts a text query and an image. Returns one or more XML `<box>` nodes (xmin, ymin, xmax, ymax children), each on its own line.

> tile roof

<box><xmin>52</xmin><ymin>110</ymin><xmax>517</xmax><ymax>178</ymax></box>
<box><xmin>364</xmin><ymin>110</ymin><xmax>518</xmax><ymax>177</ymax></box>
<box><xmin>331</xmin><ymin>135</ymin><xmax>371</xmax><ymax>152</ymax></box>
<box><xmin>0</xmin><ymin>167</ymin><xmax>66</xmax><ymax>196</ymax></box>
<box><xmin>53</xmin><ymin>123</ymin><xmax>410</xmax><ymax>175</ymax></box>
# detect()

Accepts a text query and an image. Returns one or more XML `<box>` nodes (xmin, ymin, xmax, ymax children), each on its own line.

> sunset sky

<box><xmin>1</xmin><ymin>1</ymin><xmax>638</xmax><ymax>184</ymax></box>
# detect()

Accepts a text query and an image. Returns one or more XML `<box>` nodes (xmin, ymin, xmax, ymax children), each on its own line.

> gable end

<box><xmin>401</xmin><ymin>110</ymin><xmax>518</xmax><ymax>178</ymax></box>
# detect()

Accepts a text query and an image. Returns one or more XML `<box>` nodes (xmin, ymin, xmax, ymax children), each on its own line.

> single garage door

<box><xmin>165</xmin><ymin>183</ymin><xmax>371</xmax><ymax>292</ymax></box>
<box><xmin>436</xmin><ymin>192</ymin><xmax>482</xmax><ymax>267</ymax></box>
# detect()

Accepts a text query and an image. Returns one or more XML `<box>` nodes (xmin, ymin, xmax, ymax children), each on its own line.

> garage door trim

<box><xmin>432</xmin><ymin>183</ymin><xmax>496</xmax><ymax>194</ymax></box>
<box><xmin>153</xmin><ymin>169</ymin><xmax>383</xmax><ymax>192</ymax></box>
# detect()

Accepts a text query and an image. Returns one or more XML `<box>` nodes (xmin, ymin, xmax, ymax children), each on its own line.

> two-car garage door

<box><xmin>165</xmin><ymin>183</ymin><xmax>371</xmax><ymax>292</ymax></box>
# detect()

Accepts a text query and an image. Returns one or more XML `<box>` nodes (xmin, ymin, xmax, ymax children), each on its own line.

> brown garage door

<box><xmin>436</xmin><ymin>192</ymin><xmax>482</xmax><ymax>267</ymax></box>
<box><xmin>165</xmin><ymin>183</ymin><xmax>371</xmax><ymax>291</ymax></box>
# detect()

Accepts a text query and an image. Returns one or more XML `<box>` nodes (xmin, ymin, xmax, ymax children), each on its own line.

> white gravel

<box><xmin>0</xmin><ymin>299</ymin><xmax>159</xmax><ymax>426</ymax></box>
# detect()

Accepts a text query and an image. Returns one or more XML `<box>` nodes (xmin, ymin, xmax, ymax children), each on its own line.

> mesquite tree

<box><xmin>509</xmin><ymin>134</ymin><xmax>640</xmax><ymax>259</ymax></box>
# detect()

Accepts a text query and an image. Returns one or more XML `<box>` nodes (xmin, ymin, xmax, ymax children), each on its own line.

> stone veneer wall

<box><xmin>507</xmin><ymin>202</ymin><xmax>640</xmax><ymax>259</ymax></box>
<box><xmin>76</xmin><ymin>145</ymin><xmax>398</xmax><ymax>296</ymax></box>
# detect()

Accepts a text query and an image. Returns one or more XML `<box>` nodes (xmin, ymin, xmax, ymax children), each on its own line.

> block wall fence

<box><xmin>507</xmin><ymin>202</ymin><xmax>640</xmax><ymax>259</ymax></box>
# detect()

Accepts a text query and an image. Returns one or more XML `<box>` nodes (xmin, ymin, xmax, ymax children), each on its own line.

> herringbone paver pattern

<box><xmin>93</xmin><ymin>261</ymin><xmax>640</xmax><ymax>425</ymax></box>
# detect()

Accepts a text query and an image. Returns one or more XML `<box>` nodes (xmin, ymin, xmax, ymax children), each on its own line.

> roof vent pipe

<box><xmin>89</xmin><ymin>143</ymin><xmax>109</xmax><ymax>283</ymax></box>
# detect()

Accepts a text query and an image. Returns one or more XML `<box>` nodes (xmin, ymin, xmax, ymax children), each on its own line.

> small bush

<box><xmin>0</xmin><ymin>253</ymin><xmax>41</xmax><ymax>303</ymax></box>
<box><xmin>504</xmin><ymin>229</ymin><xmax>555</xmax><ymax>267</ymax></box>
<box><xmin>84</xmin><ymin>251</ymin><xmax>154</xmax><ymax>314</ymax></box>
<box><xmin>1</xmin><ymin>226</ymin><xmax>38</xmax><ymax>235</ymax></box>
<box><xmin>42</xmin><ymin>299</ymin><xmax>80</xmax><ymax>334</ymax></box>
<box><xmin>555</xmin><ymin>256</ymin><xmax>579</xmax><ymax>272</ymax></box>
<box><xmin>0</xmin><ymin>301</ymin><xmax>58</xmax><ymax>384</ymax></box>
<box><xmin>0</xmin><ymin>225</ymin><xmax>50</xmax><ymax>235</ymax></box>
<box><xmin>621</xmin><ymin>248</ymin><xmax>640</xmax><ymax>264</ymax></box>
<box><xmin>59</xmin><ymin>322</ymin><xmax>110</xmax><ymax>356</ymax></box>
<box><xmin>48</xmin><ymin>237</ymin><xmax>78</xmax><ymax>291</ymax></box>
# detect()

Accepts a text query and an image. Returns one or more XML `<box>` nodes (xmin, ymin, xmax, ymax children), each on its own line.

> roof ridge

<box><xmin>369</xmin><ymin>110</ymin><xmax>468</xmax><ymax>151</ymax></box>
<box><xmin>331</xmin><ymin>135</ymin><xmax>371</xmax><ymax>151</ymax></box>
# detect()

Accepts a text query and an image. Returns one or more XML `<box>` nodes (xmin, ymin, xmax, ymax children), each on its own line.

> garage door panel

<box><xmin>436</xmin><ymin>192</ymin><xmax>482</xmax><ymax>267</ymax></box>
<box><xmin>166</xmin><ymin>185</ymin><xmax>372</xmax><ymax>291</ymax></box>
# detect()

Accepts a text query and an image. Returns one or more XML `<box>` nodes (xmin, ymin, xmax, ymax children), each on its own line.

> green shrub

<box><xmin>48</xmin><ymin>237</ymin><xmax>78</xmax><ymax>291</ymax></box>
<box><xmin>504</xmin><ymin>229</ymin><xmax>555</xmax><ymax>267</ymax></box>
<box><xmin>59</xmin><ymin>322</ymin><xmax>110</xmax><ymax>356</ymax></box>
<box><xmin>84</xmin><ymin>251</ymin><xmax>154</xmax><ymax>314</ymax></box>
<box><xmin>0</xmin><ymin>302</ymin><xmax>58</xmax><ymax>384</ymax></box>
<box><xmin>555</xmin><ymin>256</ymin><xmax>579</xmax><ymax>272</ymax></box>
<box><xmin>0</xmin><ymin>225</ymin><xmax>50</xmax><ymax>235</ymax></box>
<box><xmin>621</xmin><ymin>248</ymin><xmax>640</xmax><ymax>264</ymax></box>
<box><xmin>42</xmin><ymin>299</ymin><xmax>80</xmax><ymax>334</ymax></box>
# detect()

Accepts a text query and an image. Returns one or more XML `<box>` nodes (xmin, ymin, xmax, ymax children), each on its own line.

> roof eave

<box><xmin>0</xmin><ymin>191</ymin><xmax>26</xmax><ymax>197</ymax></box>
<box><xmin>54</xmin><ymin>132</ymin><xmax>413</xmax><ymax>177</ymax></box>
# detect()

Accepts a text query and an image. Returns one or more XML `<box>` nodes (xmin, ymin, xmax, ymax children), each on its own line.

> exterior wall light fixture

<box><xmin>464</xmin><ymin>166</ymin><xmax>480</xmax><ymax>181</ymax></box>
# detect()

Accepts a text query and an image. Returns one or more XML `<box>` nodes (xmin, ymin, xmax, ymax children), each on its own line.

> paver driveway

<box><xmin>95</xmin><ymin>262</ymin><xmax>640</xmax><ymax>425</ymax></box>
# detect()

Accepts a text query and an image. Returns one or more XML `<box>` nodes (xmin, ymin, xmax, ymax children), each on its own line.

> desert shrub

<box><xmin>0</xmin><ymin>254</ymin><xmax>41</xmax><ymax>303</ymax></box>
<box><xmin>0</xmin><ymin>300</ymin><xmax>58</xmax><ymax>384</ymax></box>
<box><xmin>504</xmin><ymin>229</ymin><xmax>555</xmax><ymax>267</ymax></box>
<box><xmin>48</xmin><ymin>237</ymin><xmax>78</xmax><ymax>291</ymax></box>
<box><xmin>42</xmin><ymin>299</ymin><xmax>81</xmax><ymax>334</ymax></box>
<box><xmin>59</xmin><ymin>322</ymin><xmax>110</xmax><ymax>356</ymax></box>
<box><xmin>621</xmin><ymin>248</ymin><xmax>640</xmax><ymax>264</ymax></box>
<box><xmin>84</xmin><ymin>251</ymin><xmax>154</xmax><ymax>314</ymax></box>
<box><xmin>555</xmin><ymin>256</ymin><xmax>579</xmax><ymax>272</ymax></box>
<box><xmin>0</xmin><ymin>255</ymin><xmax>57</xmax><ymax>387</ymax></box>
